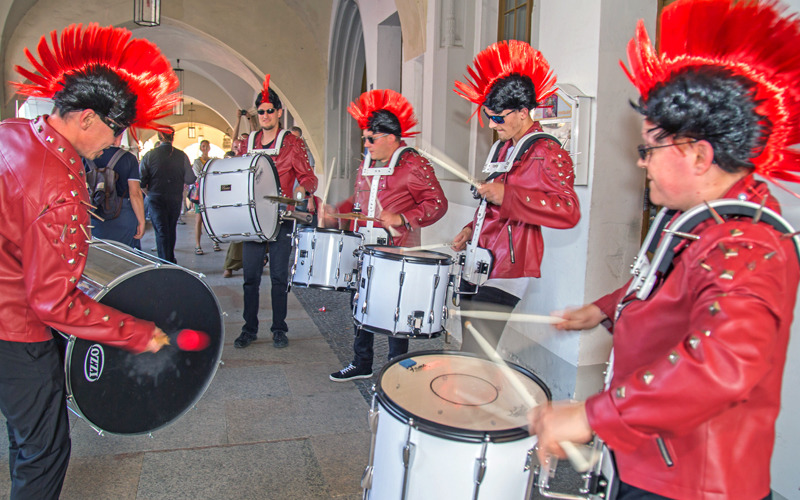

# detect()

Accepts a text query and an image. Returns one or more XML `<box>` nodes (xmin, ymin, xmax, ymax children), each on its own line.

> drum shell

<box><xmin>353</xmin><ymin>246</ymin><xmax>452</xmax><ymax>338</ymax></box>
<box><xmin>199</xmin><ymin>154</ymin><xmax>281</xmax><ymax>242</ymax></box>
<box><xmin>291</xmin><ymin>228</ymin><xmax>363</xmax><ymax>291</ymax></box>
<box><xmin>367</xmin><ymin>351</ymin><xmax>550</xmax><ymax>499</ymax></box>
<box><xmin>62</xmin><ymin>240</ymin><xmax>224</xmax><ymax>435</ymax></box>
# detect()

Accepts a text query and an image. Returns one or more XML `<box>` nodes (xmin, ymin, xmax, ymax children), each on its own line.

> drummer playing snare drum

<box><xmin>327</xmin><ymin>90</ymin><xmax>448</xmax><ymax>382</ymax></box>
<box><xmin>0</xmin><ymin>24</ymin><xmax>172</xmax><ymax>500</ymax></box>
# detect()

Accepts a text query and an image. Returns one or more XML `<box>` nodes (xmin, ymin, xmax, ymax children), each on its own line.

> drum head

<box><xmin>376</xmin><ymin>351</ymin><xmax>550</xmax><ymax>442</ymax></box>
<box><xmin>65</xmin><ymin>265</ymin><xmax>223</xmax><ymax>435</ymax></box>
<box><xmin>364</xmin><ymin>245</ymin><xmax>452</xmax><ymax>264</ymax></box>
<box><xmin>252</xmin><ymin>154</ymin><xmax>281</xmax><ymax>240</ymax></box>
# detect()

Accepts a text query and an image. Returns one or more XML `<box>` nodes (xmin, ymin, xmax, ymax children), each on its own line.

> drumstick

<box><xmin>374</xmin><ymin>196</ymin><xmax>400</xmax><ymax>238</ymax></box>
<box><xmin>463</xmin><ymin>321</ymin><xmax>597</xmax><ymax>473</ymax></box>
<box><xmin>451</xmin><ymin>309</ymin><xmax>564</xmax><ymax>325</ymax></box>
<box><xmin>319</xmin><ymin>157</ymin><xmax>337</xmax><ymax>227</ymax></box>
<box><xmin>416</xmin><ymin>143</ymin><xmax>481</xmax><ymax>189</ymax></box>
<box><xmin>402</xmin><ymin>242</ymin><xmax>453</xmax><ymax>252</ymax></box>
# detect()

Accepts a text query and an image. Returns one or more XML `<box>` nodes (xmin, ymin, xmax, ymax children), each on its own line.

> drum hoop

<box><xmin>63</xmin><ymin>244</ymin><xmax>224</xmax><ymax>435</ymax></box>
<box><xmin>297</xmin><ymin>227</ymin><xmax>362</xmax><ymax>238</ymax></box>
<box><xmin>374</xmin><ymin>350</ymin><xmax>552</xmax><ymax>443</ymax></box>
<box><xmin>363</xmin><ymin>245</ymin><xmax>453</xmax><ymax>264</ymax></box>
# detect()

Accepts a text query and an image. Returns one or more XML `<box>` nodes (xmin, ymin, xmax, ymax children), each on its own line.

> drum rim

<box><xmin>63</xmin><ymin>243</ymin><xmax>225</xmax><ymax>435</ymax></box>
<box><xmin>353</xmin><ymin>319</ymin><xmax>442</xmax><ymax>339</ymax></box>
<box><xmin>374</xmin><ymin>350</ymin><xmax>551</xmax><ymax>443</ymax></box>
<box><xmin>290</xmin><ymin>281</ymin><xmax>355</xmax><ymax>292</ymax></box>
<box><xmin>296</xmin><ymin>227</ymin><xmax>362</xmax><ymax>237</ymax></box>
<box><xmin>363</xmin><ymin>245</ymin><xmax>453</xmax><ymax>264</ymax></box>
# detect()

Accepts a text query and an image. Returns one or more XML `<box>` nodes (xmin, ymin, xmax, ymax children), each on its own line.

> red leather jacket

<box><xmin>466</xmin><ymin>123</ymin><xmax>579</xmax><ymax>279</ymax></box>
<box><xmin>338</xmin><ymin>145</ymin><xmax>447</xmax><ymax>247</ymax></box>
<box><xmin>587</xmin><ymin>176</ymin><xmax>798</xmax><ymax>499</ymax></box>
<box><xmin>251</xmin><ymin>129</ymin><xmax>317</xmax><ymax>197</ymax></box>
<box><xmin>0</xmin><ymin>117</ymin><xmax>155</xmax><ymax>352</ymax></box>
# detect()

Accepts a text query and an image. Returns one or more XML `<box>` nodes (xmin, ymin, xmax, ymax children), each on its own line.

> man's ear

<box><xmin>692</xmin><ymin>140</ymin><xmax>716</xmax><ymax>175</ymax></box>
<box><xmin>78</xmin><ymin>109</ymin><xmax>96</xmax><ymax>131</ymax></box>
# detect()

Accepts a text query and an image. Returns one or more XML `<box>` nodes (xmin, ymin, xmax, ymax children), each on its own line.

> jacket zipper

<box><xmin>656</xmin><ymin>437</ymin><xmax>674</xmax><ymax>467</ymax></box>
<box><xmin>507</xmin><ymin>225</ymin><xmax>515</xmax><ymax>264</ymax></box>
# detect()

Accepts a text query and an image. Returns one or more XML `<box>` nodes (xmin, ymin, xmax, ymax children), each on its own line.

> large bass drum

<box><xmin>363</xmin><ymin>351</ymin><xmax>551</xmax><ymax>499</ymax></box>
<box><xmin>63</xmin><ymin>241</ymin><xmax>224</xmax><ymax>435</ymax></box>
<box><xmin>199</xmin><ymin>154</ymin><xmax>281</xmax><ymax>243</ymax></box>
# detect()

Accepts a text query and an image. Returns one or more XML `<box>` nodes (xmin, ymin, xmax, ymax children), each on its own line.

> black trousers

<box><xmin>0</xmin><ymin>339</ymin><xmax>70</xmax><ymax>500</ymax></box>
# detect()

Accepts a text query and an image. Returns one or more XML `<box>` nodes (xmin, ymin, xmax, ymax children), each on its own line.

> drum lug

<box><xmin>400</xmin><ymin>418</ymin><xmax>416</xmax><ymax>500</ymax></box>
<box><xmin>360</xmin><ymin>465</ymin><xmax>374</xmax><ymax>491</ymax></box>
<box><xmin>472</xmin><ymin>435</ymin><xmax>490</xmax><ymax>498</ymax></box>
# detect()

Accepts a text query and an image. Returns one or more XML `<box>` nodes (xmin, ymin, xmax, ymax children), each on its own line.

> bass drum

<box><xmin>363</xmin><ymin>351</ymin><xmax>551</xmax><ymax>499</ymax></box>
<box><xmin>199</xmin><ymin>153</ymin><xmax>281</xmax><ymax>243</ymax></box>
<box><xmin>63</xmin><ymin>241</ymin><xmax>224</xmax><ymax>435</ymax></box>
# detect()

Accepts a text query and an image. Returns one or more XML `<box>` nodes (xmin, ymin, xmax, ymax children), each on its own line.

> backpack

<box><xmin>85</xmin><ymin>148</ymin><xmax>126</xmax><ymax>220</ymax></box>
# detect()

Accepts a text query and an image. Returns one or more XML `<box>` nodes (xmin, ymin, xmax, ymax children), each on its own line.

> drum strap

<box><xmin>247</xmin><ymin>128</ymin><xmax>289</xmax><ymax>156</ymax></box>
<box><xmin>362</xmin><ymin>147</ymin><xmax>415</xmax><ymax>230</ymax></box>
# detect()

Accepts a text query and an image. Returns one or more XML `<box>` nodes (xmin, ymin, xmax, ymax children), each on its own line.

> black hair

<box><xmin>634</xmin><ymin>67</ymin><xmax>767</xmax><ymax>173</ymax></box>
<box><xmin>366</xmin><ymin>109</ymin><xmax>401</xmax><ymax>138</ymax></box>
<box><xmin>157</xmin><ymin>127</ymin><xmax>175</xmax><ymax>143</ymax></box>
<box><xmin>52</xmin><ymin>65</ymin><xmax>137</xmax><ymax>127</ymax></box>
<box><xmin>255</xmin><ymin>87</ymin><xmax>283</xmax><ymax>110</ymax></box>
<box><xmin>483</xmin><ymin>74</ymin><xmax>538</xmax><ymax>113</ymax></box>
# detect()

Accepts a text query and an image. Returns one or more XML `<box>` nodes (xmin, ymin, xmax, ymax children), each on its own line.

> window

<box><xmin>498</xmin><ymin>0</ymin><xmax>533</xmax><ymax>42</ymax></box>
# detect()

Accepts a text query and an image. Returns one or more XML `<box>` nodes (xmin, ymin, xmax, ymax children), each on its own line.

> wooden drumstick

<box><xmin>319</xmin><ymin>157</ymin><xmax>336</xmax><ymax>227</ymax></box>
<box><xmin>374</xmin><ymin>196</ymin><xmax>400</xmax><ymax>238</ymax></box>
<box><xmin>463</xmin><ymin>321</ymin><xmax>598</xmax><ymax>473</ymax></box>
<box><xmin>416</xmin><ymin>144</ymin><xmax>481</xmax><ymax>189</ymax></box>
<box><xmin>451</xmin><ymin>309</ymin><xmax>564</xmax><ymax>325</ymax></box>
<box><xmin>402</xmin><ymin>242</ymin><xmax>453</xmax><ymax>252</ymax></box>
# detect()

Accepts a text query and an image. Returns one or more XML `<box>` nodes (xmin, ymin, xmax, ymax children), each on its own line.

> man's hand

<box><xmin>528</xmin><ymin>401</ymin><xmax>594</xmax><ymax>470</ymax></box>
<box><xmin>477</xmin><ymin>182</ymin><xmax>505</xmax><ymax>206</ymax></box>
<box><xmin>451</xmin><ymin>227</ymin><xmax>473</xmax><ymax>252</ymax></box>
<box><xmin>378</xmin><ymin>210</ymin><xmax>403</xmax><ymax>228</ymax></box>
<box><xmin>552</xmin><ymin>304</ymin><xmax>607</xmax><ymax>331</ymax></box>
<box><xmin>144</xmin><ymin>327</ymin><xmax>168</xmax><ymax>353</ymax></box>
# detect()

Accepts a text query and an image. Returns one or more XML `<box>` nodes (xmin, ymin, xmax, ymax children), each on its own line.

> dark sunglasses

<box><xmin>257</xmin><ymin>108</ymin><xmax>277</xmax><ymax>115</ymax></box>
<box><xmin>637</xmin><ymin>140</ymin><xmax>699</xmax><ymax>161</ymax></box>
<box><xmin>483</xmin><ymin>109</ymin><xmax>515</xmax><ymax>124</ymax></box>
<box><xmin>363</xmin><ymin>133</ymin><xmax>389</xmax><ymax>144</ymax></box>
<box><xmin>97</xmin><ymin>112</ymin><xmax>126</xmax><ymax>137</ymax></box>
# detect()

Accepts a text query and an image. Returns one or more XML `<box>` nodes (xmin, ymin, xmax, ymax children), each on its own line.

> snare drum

<box><xmin>199</xmin><ymin>154</ymin><xmax>281</xmax><ymax>242</ymax></box>
<box><xmin>62</xmin><ymin>241</ymin><xmax>223</xmax><ymax>435</ymax></box>
<box><xmin>353</xmin><ymin>246</ymin><xmax>452</xmax><ymax>338</ymax></box>
<box><xmin>291</xmin><ymin>227</ymin><xmax>363</xmax><ymax>291</ymax></box>
<box><xmin>363</xmin><ymin>351</ymin><xmax>551</xmax><ymax>499</ymax></box>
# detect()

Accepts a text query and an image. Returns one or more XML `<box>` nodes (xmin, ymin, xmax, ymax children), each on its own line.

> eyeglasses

<box><xmin>483</xmin><ymin>109</ymin><xmax>515</xmax><ymax>125</ymax></box>
<box><xmin>363</xmin><ymin>133</ymin><xmax>389</xmax><ymax>145</ymax></box>
<box><xmin>637</xmin><ymin>140</ymin><xmax>699</xmax><ymax>161</ymax></box>
<box><xmin>96</xmin><ymin>112</ymin><xmax>126</xmax><ymax>137</ymax></box>
<box><xmin>257</xmin><ymin>108</ymin><xmax>277</xmax><ymax>115</ymax></box>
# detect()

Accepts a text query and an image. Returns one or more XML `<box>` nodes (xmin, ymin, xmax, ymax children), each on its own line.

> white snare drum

<box><xmin>199</xmin><ymin>154</ymin><xmax>281</xmax><ymax>242</ymax></box>
<box><xmin>353</xmin><ymin>246</ymin><xmax>452</xmax><ymax>338</ymax></box>
<box><xmin>61</xmin><ymin>240</ymin><xmax>223</xmax><ymax>435</ymax></box>
<box><xmin>363</xmin><ymin>351</ymin><xmax>551</xmax><ymax>499</ymax></box>
<box><xmin>291</xmin><ymin>227</ymin><xmax>363</xmax><ymax>291</ymax></box>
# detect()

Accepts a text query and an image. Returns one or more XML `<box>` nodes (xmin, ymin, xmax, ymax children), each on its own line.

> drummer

<box><xmin>529</xmin><ymin>1</ymin><xmax>800</xmax><ymax>498</ymax></box>
<box><xmin>328</xmin><ymin>89</ymin><xmax>448</xmax><ymax>382</ymax></box>
<box><xmin>450</xmin><ymin>40</ymin><xmax>580</xmax><ymax>355</ymax></box>
<box><xmin>233</xmin><ymin>75</ymin><xmax>318</xmax><ymax>350</ymax></box>
<box><xmin>0</xmin><ymin>24</ymin><xmax>171</xmax><ymax>499</ymax></box>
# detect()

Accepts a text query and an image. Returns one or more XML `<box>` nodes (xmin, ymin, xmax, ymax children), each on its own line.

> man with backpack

<box><xmin>84</xmin><ymin>144</ymin><xmax>145</xmax><ymax>248</ymax></box>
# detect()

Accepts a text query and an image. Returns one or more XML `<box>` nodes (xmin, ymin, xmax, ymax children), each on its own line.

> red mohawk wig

<box><xmin>622</xmin><ymin>0</ymin><xmax>800</xmax><ymax>184</ymax></box>
<box><xmin>347</xmin><ymin>89</ymin><xmax>419</xmax><ymax>137</ymax></box>
<box><xmin>11</xmin><ymin>23</ymin><xmax>180</xmax><ymax>135</ymax></box>
<box><xmin>260</xmin><ymin>74</ymin><xmax>271</xmax><ymax>105</ymax></box>
<box><xmin>454</xmin><ymin>40</ymin><xmax>557</xmax><ymax>126</ymax></box>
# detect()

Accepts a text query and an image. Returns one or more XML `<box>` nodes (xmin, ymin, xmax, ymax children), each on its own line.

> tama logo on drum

<box><xmin>84</xmin><ymin>344</ymin><xmax>105</xmax><ymax>382</ymax></box>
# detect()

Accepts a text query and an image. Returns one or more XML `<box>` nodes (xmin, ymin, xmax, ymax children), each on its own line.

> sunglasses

<box><xmin>363</xmin><ymin>133</ymin><xmax>389</xmax><ymax>145</ymax></box>
<box><xmin>483</xmin><ymin>109</ymin><xmax>515</xmax><ymax>125</ymax></box>
<box><xmin>97</xmin><ymin>112</ymin><xmax>126</xmax><ymax>137</ymax></box>
<box><xmin>257</xmin><ymin>108</ymin><xmax>278</xmax><ymax>115</ymax></box>
<box><xmin>637</xmin><ymin>140</ymin><xmax>699</xmax><ymax>161</ymax></box>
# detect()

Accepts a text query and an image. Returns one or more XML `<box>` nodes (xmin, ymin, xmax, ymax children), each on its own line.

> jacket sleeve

<box><xmin>286</xmin><ymin>135</ymin><xmax>318</xmax><ymax>194</ymax></box>
<box><xmin>22</xmin><ymin>202</ymin><xmax>156</xmax><ymax>353</ymax></box>
<box><xmin>586</xmin><ymin>222</ymin><xmax>797</xmax><ymax>452</ymax></box>
<box><xmin>400</xmin><ymin>153</ymin><xmax>448</xmax><ymax>228</ymax></box>
<box><xmin>498</xmin><ymin>139</ymin><xmax>580</xmax><ymax>229</ymax></box>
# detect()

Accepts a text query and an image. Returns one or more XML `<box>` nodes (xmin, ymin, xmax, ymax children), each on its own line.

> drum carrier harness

<box><xmin>356</xmin><ymin>146</ymin><xmax>415</xmax><ymax>245</ymax></box>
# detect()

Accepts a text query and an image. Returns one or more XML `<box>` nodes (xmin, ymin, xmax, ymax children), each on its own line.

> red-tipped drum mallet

<box><xmin>174</xmin><ymin>329</ymin><xmax>211</xmax><ymax>351</ymax></box>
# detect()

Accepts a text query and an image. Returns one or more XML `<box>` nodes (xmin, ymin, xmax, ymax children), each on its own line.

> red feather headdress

<box><xmin>622</xmin><ymin>0</ymin><xmax>800</xmax><ymax>184</ymax></box>
<box><xmin>11</xmin><ymin>23</ymin><xmax>180</xmax><ymax>135</ymax></box>
<box><xmin>260</xmin><ymin>74</ymin><xmax>271</xmax><ymax>104</ymax></box>
<box><xmin>347</xmin><ymin>89</ymin><xmax>419</xmax><ymax>137</ymax></box>
<box><xmin>453</xmin><ymin>40</ymin><xmax>557</xmax><ymax>126</ymax></box>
